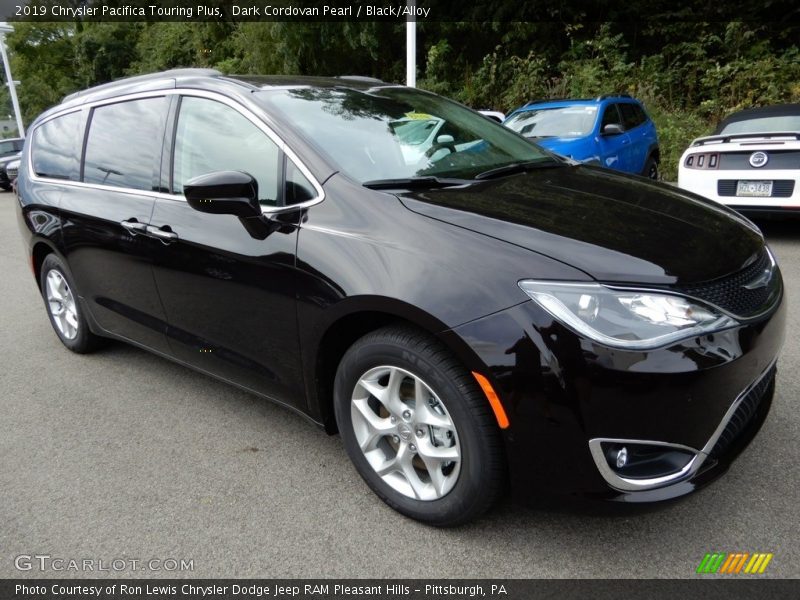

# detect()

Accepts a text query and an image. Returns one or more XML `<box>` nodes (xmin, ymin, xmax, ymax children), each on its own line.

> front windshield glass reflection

<box><xmin>257</xmin><ymin>86</ymin><xmax>554</xmax><ymax>183</ymax></box>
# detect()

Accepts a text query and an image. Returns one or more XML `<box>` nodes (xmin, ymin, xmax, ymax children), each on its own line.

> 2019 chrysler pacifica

<box><xmin>16</xmin><ymin>70</ymin><xmax>785</xmax><ymax>525</ymax></box>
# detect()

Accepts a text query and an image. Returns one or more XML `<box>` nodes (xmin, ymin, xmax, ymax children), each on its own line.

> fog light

<box><xmin>615</xmin><ymin>447</ymin><xmax>628</xmax><ymax>468</ymax></box>
<box><xmin>590</xmin><ymin>439</ymin><xmax>700</xmax><ymax>491</ymax></box>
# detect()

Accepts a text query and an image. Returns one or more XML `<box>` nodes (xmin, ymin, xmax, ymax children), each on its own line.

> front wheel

<box><xmin>334</xmin><ymin>325</ymin><xmax>506</xmax><ymax>526</ymax></box>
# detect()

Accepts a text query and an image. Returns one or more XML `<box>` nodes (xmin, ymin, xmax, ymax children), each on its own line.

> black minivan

<box><xmin>17</xmin><ymin>69</ymin><xmax>784</xmax><ymax>525</ymax></box>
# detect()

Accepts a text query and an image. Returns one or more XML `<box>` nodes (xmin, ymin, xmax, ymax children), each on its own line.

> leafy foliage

<box><xmin>3</xmin><ymin>19</ymin><xmax>799</xmax><ymax>178</ymax></box>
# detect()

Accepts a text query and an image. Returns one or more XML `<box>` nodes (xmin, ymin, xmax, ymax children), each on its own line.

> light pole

<box><xmin>0</xmin><ymin>23</ymin><xmax>24</xmax><ymax>137</ymax></box>
<box><xmin>406</xmin><ymin>1</ymin><xmax>416</xmax><ymax>87</ymax></box>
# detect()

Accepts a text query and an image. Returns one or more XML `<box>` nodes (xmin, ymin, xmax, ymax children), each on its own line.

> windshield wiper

<box><xmin>474</xmin><ymin>160</ymin><xmax>563</xmax><ymax>181</ymax></box>
<box><xmin>362</xmin><ymin>176</ymin><xmax>468</xmax><ymax>190</ymax></box>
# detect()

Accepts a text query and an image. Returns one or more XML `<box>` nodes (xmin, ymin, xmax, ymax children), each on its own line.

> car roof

<box><xmin>714</xmin><ymin>103</ymin><xmax>800</xmax><ymax>134</ymax></box>
<box><xmin>40</xmin><ymin>69</ymin><xmax>394</xmax><ymax>123</ymax></box>
<box><xmin>512</xmin><ymin>95</ymin><xmax>639</xmax><ymax>114</ymax></box>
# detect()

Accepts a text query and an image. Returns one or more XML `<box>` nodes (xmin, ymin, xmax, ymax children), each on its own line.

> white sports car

<box><xmin>678</xmin><ymin>104</ymin><xmax>800</xmax><ymax>215</ymax></box>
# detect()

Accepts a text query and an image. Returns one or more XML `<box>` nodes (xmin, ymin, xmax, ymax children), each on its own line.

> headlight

<box><xmin>518</xmin><ymin>281</ymin><xmax>736</xmax><ymax>350</ymax></box>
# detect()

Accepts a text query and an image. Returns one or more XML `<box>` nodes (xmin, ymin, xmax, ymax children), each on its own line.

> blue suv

<box><xmin>504</xmin><ymin>95</ymin><xmax>660</xmax><ymax>179</ymax></box>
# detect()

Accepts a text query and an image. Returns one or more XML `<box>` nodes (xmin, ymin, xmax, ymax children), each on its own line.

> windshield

<box><xmin>0</xmin><ymin>140</ymin><xmax>17</xmax><ymax>155</ymax></box>
<box><xmin>257</xmin><ymin>86</ymin><xmax>554</xmax><ymax>183</ymax></box>
<box><xmin>504</xmin><ymin>106</ymin><xmax>598</xmax><ymax>138</ymax></box>
<box><xmin>719</xmin><ymin>115</ymin><xmax>800</xmax><ymax>135</ymax></box>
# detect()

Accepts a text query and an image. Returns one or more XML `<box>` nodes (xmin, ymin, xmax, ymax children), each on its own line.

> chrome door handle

<box><xmin>120</xmin><ymin>219</ymin><xmax>148</xmax><ymax>235</ymax></box>
<box><xmin>146</xmin><ymin>225</ymin><xmax>178</xmax><ymax>244</ymax></box>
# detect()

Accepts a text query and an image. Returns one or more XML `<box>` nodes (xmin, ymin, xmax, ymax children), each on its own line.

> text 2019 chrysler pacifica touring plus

<box><xmin>16</xmin><ymin>70</ymin><xmax>785</xmax><ymax>525</ymax></box>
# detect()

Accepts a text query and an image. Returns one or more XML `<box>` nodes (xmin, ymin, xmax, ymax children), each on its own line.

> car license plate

<box><xmin>736</xmin><ymin>180</ymin><xmax>773</xmax><ymax>197</ymax></box>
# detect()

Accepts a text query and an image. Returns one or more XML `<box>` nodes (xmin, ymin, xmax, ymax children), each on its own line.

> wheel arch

<box><xmin>31</xmin><ymin>239</ymin><xmax>59</xmax><ymax>284</ymax></box>
<box><xmin>307</xmin><ymin>298</ymin><xmax>480</xmax><ymax>434</ymax></box>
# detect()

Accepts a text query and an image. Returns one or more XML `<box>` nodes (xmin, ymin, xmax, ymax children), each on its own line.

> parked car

<box><xmin>504</xmin><ymin>95</ymin><xmax>660</xmax><ymax>179</ymax></box>
<box><xmin>17</xmin><ymin>70</ymin><xmax>784</xmax><ymax>526</ymax></box>
<box><xmin>390</xmin><ymin>113</ymin><xmax>490</xmax><ymax>164</ymax></box>
<box><xmin>0</xmin><ymin>152</ymin><xmax>22</xmax><ymax>190</ymax></box>
<box><xmin>478</xmin><ymin>110</ymin><xmax>506</xmax><ymax>123</ymax></box>
<box><xmin>5</xmin><ymin>157</ymin><xmax>19</xmax><ymax>191</ymax></box>
<box><xmin>0</xmin><ymin>137</ymin><xmax>24</xmax><ymax>157</ymax></box>
<box><xmin>678</xmin><ymin>104</ymin><xmax>800</xmax><ymax>215</ymax></box>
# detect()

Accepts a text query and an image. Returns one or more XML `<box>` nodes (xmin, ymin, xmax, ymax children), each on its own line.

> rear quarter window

<box><xmin>31</xmin><ymin>112</ymin><xmax>83</xmax><ymax>181</ymax></box>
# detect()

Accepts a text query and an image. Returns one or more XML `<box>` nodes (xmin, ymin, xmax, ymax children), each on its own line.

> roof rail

<box><xmin>336</xmin><ymin>75</ymin><xmax>385</xmax><ymax>84</ymax></box>
<box><xmin>596</xmin><ymin>93</ymin><xmax>632</xmax><ymax>101</ymax></box>
<box><xmin>523</xmin><ymin>97</ymin><xmax>595</xmax><ymax>107</ymax></box>
<box><xmin>524</xmin><ymin>97</ymin><xmax>567</xmax><ymax>107</ymax></box>
<box><xmin>62</xmin><ymin>68</ymin><xmax>222</xmax><ymax>103</ymax></box>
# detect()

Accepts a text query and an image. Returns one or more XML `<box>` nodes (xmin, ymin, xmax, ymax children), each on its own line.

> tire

<box><xmin>334</xmin><ymin>325</ymin><xmax>506</xmax><ymax>526</ymax></box>
<box><xmin>642</xmin><ymin>155</ymin><xmax>659</xmax><ymax>180</ymax></box>
<box><xmin>39</xmin><ymin>254</ymin><xmax>104</xmax><ymax>353</ymax></box>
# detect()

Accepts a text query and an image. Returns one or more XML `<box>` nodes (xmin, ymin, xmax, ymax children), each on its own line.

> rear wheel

<box><xmin>643</xmin><ymin>155</ymin><xmax>659</xmax><ymax>180</ymax></box>
<box><xmin>334</xmin><ymin>325</ymin><xmax>506</xmax><ymax>526</ymax></box>
<box><xmin>40</xmin><ymin>254</ymin><xmax>104</xmax><ymax>353</ymax></box>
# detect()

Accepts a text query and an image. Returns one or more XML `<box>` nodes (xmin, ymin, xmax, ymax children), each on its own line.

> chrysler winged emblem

<box><xmin>743</xmin><ymin>262</ymin><xmax>773</xmax><ymax>290</ymax></box>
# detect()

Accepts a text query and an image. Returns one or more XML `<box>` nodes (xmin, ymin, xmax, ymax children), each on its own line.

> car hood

<box><xmin>396</xmin><ymin>166</ymin><xmax>764</xmax><ymax>285</ymax></box>
<box><xmin>531</xmin><ymin>136</ymin><xmax>584</xmax><ymax>147</ymax></box>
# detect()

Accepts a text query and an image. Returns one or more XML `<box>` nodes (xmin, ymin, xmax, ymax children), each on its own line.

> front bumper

<box><xmin>442</xmin><ymin>292</ymin><xmax>785</xmax><ymax>502</ymax></box>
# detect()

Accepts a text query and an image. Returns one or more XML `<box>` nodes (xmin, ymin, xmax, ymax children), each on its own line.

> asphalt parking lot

<box><xmin>1</xmin><ymin>191</ymin><xmax>798</xmax><ymax>579</ymax></box>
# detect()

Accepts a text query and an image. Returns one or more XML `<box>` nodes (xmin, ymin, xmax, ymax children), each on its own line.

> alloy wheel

<box><xmin>350</xmin><ymin>365</ymin><xmax>461</xmax><ymax>501</ymax></box>
<box><xmin>45</xmin><ymin>270</ymin><xmax>79</xmax><ymax>340</ymax></box>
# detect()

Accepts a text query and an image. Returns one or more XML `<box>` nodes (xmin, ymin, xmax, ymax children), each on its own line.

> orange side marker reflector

<box><xmin>472</xmin><ymin>371</ymin><xmax>510</xmax><ymax>429</ymax></box>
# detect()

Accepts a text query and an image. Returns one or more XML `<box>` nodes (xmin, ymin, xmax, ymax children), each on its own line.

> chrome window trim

<box><xmin>589</xmin><ymin>357</ymin><xmax>777</xmax><ymax>492</ymax></box>
<box><xmin>25</xmin><ymin>88</ymin><xmax>325</xmax><ymax>214</ymax></box>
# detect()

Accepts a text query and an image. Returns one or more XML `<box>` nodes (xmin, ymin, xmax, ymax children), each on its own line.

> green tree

<box><xmin>6</xmin><ymin>22</ymin><xmax>78</xmax><ymax>123</ymax></box>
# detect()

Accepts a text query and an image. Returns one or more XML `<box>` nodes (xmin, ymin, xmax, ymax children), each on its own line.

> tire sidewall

<box><xmin>334</xmin><ymin>336</ymin><xmax>494</xmax><ymax>524</ymax></box>
<box><xmin>40</xmin><ymin>254</ymin><xmax>92</xmax><ymax>352</ymax></box>
<box><xmin>645</xmin><ymin>156</ymin><xmax>659</xmax><ymax>180</ymax></box>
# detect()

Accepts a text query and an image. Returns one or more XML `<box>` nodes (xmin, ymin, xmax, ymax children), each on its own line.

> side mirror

<box><xmin>602</xmin><ymin>123</ymin><xmax>625</xmax><ymax>136</ymax></box>
<box><xmin>184</xmin><ymin>171</ymin><xmax>262</xmax><ymax>218</ymax></box>
<box><xmin>436</xmin><ymin>134</ymin><xmax>455</xmax><ymax>145</ymax></box>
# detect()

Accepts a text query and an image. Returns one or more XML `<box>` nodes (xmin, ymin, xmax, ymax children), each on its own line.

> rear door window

<box><xmin>619</xmin><ymin>103</ymin><xmax>645</xmax><ymax>130</ymax></box>
<box><xmin>83</xmin><ymin>97</ymin><xmax>168</xmax><ymax>191</ymax></box>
